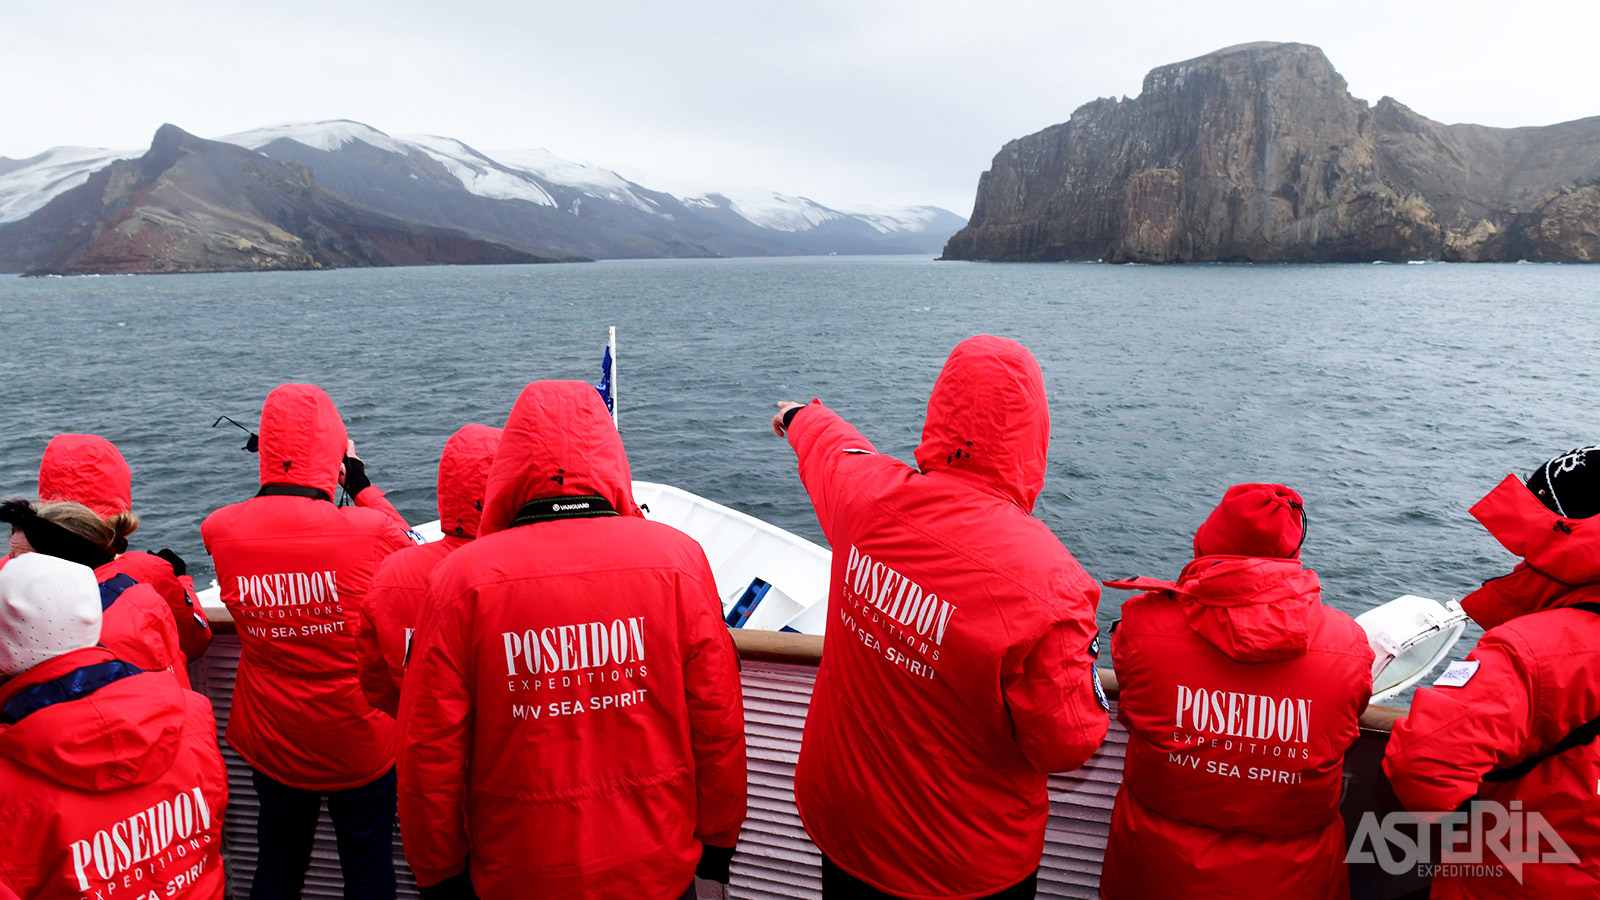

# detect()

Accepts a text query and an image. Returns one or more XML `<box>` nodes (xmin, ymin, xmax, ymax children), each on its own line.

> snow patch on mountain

<box><xmin>682</xmin><ymin>188</ymin><xmax>845</xmax><ymax>233</ymax></box>
<box><xmin>0</xmin><ymin>146</ymin><xmax>130</xmax><ymax>224</ymax></box>
<box><xmin>837</xmin><ymin>204</ymin><xmax>945</xmax><ymax>234</ymax></box>
<box><xmin>490</xmin><ymin>149</ymin><xmax>657</xmax><ymax>213</ymax></box>
<box><xmin>398</xmin><ymin>135</ymin><xmax>556</xmax><ymax>207</ymax></box>
<box><xmin>220</xmin><ymin>120</ymin><xmax>407</xmax><ymax>156</ymax></box>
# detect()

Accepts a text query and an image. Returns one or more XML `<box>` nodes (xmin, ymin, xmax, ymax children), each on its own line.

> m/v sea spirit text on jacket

<box><xmin>398</xmin><ymin>382</ymin><xmax>746</xmax><ymax>900</ymax></box>
<box><xmin>202</xmin><ymin>384</ymin><xmax>412</xmax><ymax>792</ymax></box>
<box><xmin>785</xmin><ymin>336</ymin><xmax>1109</xmax><ymax>900</ymax></box>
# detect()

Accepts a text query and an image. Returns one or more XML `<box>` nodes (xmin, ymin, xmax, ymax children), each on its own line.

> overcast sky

<box><xmin>4</xmin><ymin>0</ymin><xmax>1597</xmax><ymax>215</ymax></box>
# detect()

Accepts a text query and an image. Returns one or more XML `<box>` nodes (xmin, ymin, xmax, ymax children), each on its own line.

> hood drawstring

<box><xmin>1290</xmin><ymin>500</ymin><xmax>1308</xmax><ymax>559</ymax></box>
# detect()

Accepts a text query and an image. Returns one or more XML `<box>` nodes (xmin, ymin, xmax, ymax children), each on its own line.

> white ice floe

<box><xmin>0</xmin><ymin>146</ymin><xmax>130</xmax><ymax>224</ymax></box>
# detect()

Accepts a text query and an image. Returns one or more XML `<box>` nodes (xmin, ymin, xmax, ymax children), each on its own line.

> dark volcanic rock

<box><xmin>943</xmin><ymin>42</ymin><xmax>1600</xmax><ymax>263</ymax></box>
<box><xmin>0</xmin><ymin>125</ymin><xmax>566</xmax><ymax>275</ymax></box>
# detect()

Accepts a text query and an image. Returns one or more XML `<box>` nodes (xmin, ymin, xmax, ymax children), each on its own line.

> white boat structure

<box><xmin>200</xmin><ymin>480</ymin><xmax>832</xmax><ymax>635</ymax></box>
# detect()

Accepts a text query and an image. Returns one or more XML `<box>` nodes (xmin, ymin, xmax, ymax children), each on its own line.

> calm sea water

<box><xmin>2</xmin><ymin>256</ymin><xmax>1597</xmax><ymax>662</ymax></box>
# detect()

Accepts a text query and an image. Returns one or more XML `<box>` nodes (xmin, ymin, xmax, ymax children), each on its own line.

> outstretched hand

<box><xmin>772</xmin><ymin>401</ymin><xmax>805</xmax><ymax>436</ymax></box>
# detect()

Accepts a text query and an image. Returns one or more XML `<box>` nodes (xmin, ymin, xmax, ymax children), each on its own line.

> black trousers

<box><xmin>249</xmin><ymin>767</ymin><xmax>398</xmax><ymax>900</ymax></box>
<box><xmin>821</xmin><ymin>856</ymin><xmax>1038</xmax><ymax>900</ymax></box>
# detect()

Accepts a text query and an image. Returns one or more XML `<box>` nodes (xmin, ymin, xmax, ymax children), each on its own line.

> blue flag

<box><xmin>596</xmin><ymin>345</ymin><xmax>614</xmax><ymax>416</ymax></box>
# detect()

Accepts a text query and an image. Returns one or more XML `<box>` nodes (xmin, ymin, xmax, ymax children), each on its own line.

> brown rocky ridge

<box><xmin>0</xmin><ymin>125</ymin><xmax>570</xmax><ymax>275</ymax></box>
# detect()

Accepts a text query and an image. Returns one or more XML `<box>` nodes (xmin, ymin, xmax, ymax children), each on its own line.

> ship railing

<box><xmin>192</xmin><ymin>610</ymin><xmax>1418</xmax><ymax>900</ymax></box>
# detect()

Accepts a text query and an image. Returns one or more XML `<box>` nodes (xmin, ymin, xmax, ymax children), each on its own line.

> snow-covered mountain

<box><xmin>0</xmin><ymin>119</ymin><xmax>965</xmax><ymax>272</ymax></box>
<box><xmin>215</xmin><ymin>120</ymin><xmax>963</xmax><ymax>257</ymax></box>
<box><xmin>0</xmin><ymin>146</ymin><xmax>132</xmax><ymax>224</ymax></box>
<box><xmin>0</xmin><ymin>125</ymin><xmax>553</xmax><ymax>276</ymax></box>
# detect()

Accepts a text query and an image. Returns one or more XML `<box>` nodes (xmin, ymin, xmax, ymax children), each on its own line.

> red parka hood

<box><xmin>1108</xmin><ymin>556</ymin><xmax>1322</xmax><ymax>663</ymax></box>
<box><xmin>0</xmin><ymin>648</ymin><xmax>185</xmax><ymax>791</ymax></box>
<box><xmin>258</xmin><ymin>384</ymin><xmax>347</xmax><ymax>495</ymax></box>
<box><xmin>913</xmin><ymin>335</ymin><xmax>1049</xmax><ymax>513</ymax></box>
<box><xmin>1462</xmin><ymin>474</ymin><xmax>1600</xmax><ymax>629</ymax></box>
<box><xmin>37</xmin><ymin>434</ymin><xmax>132</xmax><ymax>518</ymax></box>
<box><xmin>479</xmin><ymin>381</ymin><xmax>638</xmax><ymax>537</ymax></box>
<box><xmin>437</xmin><ymin>424</ymin><xmax>502</xmax><ymax>539</ymax></box>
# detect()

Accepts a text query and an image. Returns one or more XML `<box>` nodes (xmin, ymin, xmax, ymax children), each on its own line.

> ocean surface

<box><xmin>2</xmin><ymin>256</ymin><xmax>1597</xmax><ymax>671</ymax></box>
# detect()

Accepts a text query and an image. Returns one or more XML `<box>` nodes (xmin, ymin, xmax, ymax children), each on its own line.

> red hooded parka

<box><xmin>358</xmin><ymin>424</ymin><xmax>501</xmax><ymax>716</ymax></box>
<box><xmin>785</xmin><ymin>336</ymin><xmax>1109</xmax><ymax>900</ymax></box>
<box><xmin>91</xmin><ymin>565</ymin><xmax>191</xmax><ymax>690</ymax></box>
<box><xmin>0</xmin><ymin>647</ymin><xmax>228</xmax><ymax>900</ymax></box>
<box><xmin>1384</xmin><ymin>475</ymin><xmax>1600</xmax><ymax>899</ymax></box>
<box><xmin>201</xmin><ymin>384</ymin><xmax>413</xmax><ymax>791</ymax></box>
<box><xmin>1100</xmin><ymin>485</ymin><xmax>1373</xmax><ymax>900</ymax></box>
<box><xmin>397</xmin><ymin>382</ymin><xmax>747</xmax><ymax>899</ymax></box>
<box><xmin>38</xmin><ymin>434</ymin><xmax>213</xmax><ymax>661</ymax></box>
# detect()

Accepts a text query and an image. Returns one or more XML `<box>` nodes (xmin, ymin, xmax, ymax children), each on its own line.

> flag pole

<box><xmin>609</xmin><ymin>325</ymin><xmax>618</xmax><ymax>429</ymax></box>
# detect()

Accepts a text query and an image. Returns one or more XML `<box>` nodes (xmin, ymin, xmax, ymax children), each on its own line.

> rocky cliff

<box><xmin>0</xmin><ymin>125</ymin><xmax>562</xmax><ymax>275</ymax></box>
<box><xmin>943</xmin><ymin>42</ymin><xmax>1600</xmax><ymax>263</ymax></box>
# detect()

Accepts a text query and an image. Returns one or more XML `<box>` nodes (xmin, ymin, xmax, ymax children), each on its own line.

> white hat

<box><xmin>0</xmin><ymin>553</ymin><xmax>103</xmax><ymax>677</ymax></box>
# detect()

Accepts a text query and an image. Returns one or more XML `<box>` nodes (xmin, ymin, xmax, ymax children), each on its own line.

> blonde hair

<box><xmin>37</xmin><ymin>501</ymin><xmax>124</xmax><ymax>554</ymax></box>
<box><xmin>105</xmin><ymin>511</ymin><xmax>139</xmax><ymax>553</ymax></box>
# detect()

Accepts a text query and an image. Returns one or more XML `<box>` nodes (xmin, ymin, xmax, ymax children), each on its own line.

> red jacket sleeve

<box><xmin>173</xmin><ymin>574</ymin><xmax>214</xmax><ymax>660</ymax></box>
<box><xmin>396</xmin><ymin>575</ymin><xmax>475</xmax><ymax>886</ymax></box>
<box><xmin>1383</xmin><ymin>632</ymin><xmax>1535</xmax><ymax>813</ymax></box>
<box><xmin>680</xmin><ymin>553</ymin><xmax>748</xmax><ymax>847</ymax></box>
<box><xmin>357</xmin><ymin>595</ymin><xmax>399</xmax><ymax>718</ymax></box>
<box><xmin>107</xmin><ymin>584</ymin><xmax>192</xmax><ymax>691</ymax></box>
<box><xmin>355</xmin><ymin>484</ymin><xmax>410</xmax><ymax>529</ymax></box>
<box><xmin>372</xmin><ymin>505</ymin><xmax>418</xmax><ymax>563</ymax></box>
<box><xmin>115</xmin><ymin>552</ymin><xmax>213</xmax><ymax>661</ymax></box>
<box><xmin>1002</xmin><ymin>576</ymin><xmax>1110</xmax><ymax>773</ymax></box>
<box><xmin>153</xmin><ymin>597</ymin><xmax>191</xmax><ymax>691</ymax></box>
<box><xmin>785</xmin><ymin>401</ymin><xmax>884</xmax><ymax>543</ymax></box>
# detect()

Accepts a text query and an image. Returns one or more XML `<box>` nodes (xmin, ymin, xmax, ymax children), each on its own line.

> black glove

<box><xmin>341</xmin><ymin>456</ymin><xmax>372</xmax><ymax>496</ymax></box>
<box><xmin>155</xmin><ymin>548</ymin><xmax>187</xmax><ymax>578</ymax></box>
<box><xmin>418</xmin><ymin>869</ymin><xmax>478</xmax><ymax>900</ymax></box>
<box><xmin>781</xmin><ymin>403</ymin><xmax>806</xmax><ymax>430</ymax></box>
<box><xmin>696</xmin><ymin>844</ymin><xmax>735</xmax><ymax>884</ymax></box>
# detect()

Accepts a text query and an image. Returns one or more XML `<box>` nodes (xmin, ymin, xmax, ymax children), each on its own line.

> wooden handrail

<box><xmin>731</xmin><ymin>628</ymin><xmax>823</xmax><ymax>663</ymax></box>
<box><xmin>201</xmin><ymin>610</ymin><xmax>1405</xmax><ymax>731</ymax></box>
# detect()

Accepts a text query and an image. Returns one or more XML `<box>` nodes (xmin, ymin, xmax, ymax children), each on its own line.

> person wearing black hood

<box><xmin>1386</xmin><ymin>446</ymin><xmax>1600</xmax><ymax>899</ymax></box>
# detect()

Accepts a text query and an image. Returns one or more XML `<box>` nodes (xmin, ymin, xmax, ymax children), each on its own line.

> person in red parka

<box><xmin>36</xmin><ymin>433</ymin><xmax>213</xmax><ymax>661</ymax></box>
<box><xmin>2</xmin><ymin>499</ymin><xmax>191</xmax><ymax>689</ymax></box>
<box><xmin>1385</xmin><ymin>447</ymin><xmax>1600</xmax><ymax>899</ymax></box>
<box><xmin>358</xmin><ymin>423</ymin><xmax>501</xmax><ymax>716</ymax></box>
<box><xmin>1099</xmin><ymin>484</ymin><xmax>1373</xmax><ymax>900</ymax></box>
<box><xmin>0</xmin><ymin>552</ymin><xmax>228</xmax><ymax>900</ymax></box>
<box><xmin>772</xmin><ymin>335</ymin><xmax>1110</xmax><ymax>900</ymax></box>
<box><xmin>202</xmin><ymin>383</ymin><xmax>413</xmax><ymax>900</ymax></box>
<box><xmin>398</xmin><ymin>381</ymin><xmax>747</xmax><ymax>900</ymax></box>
